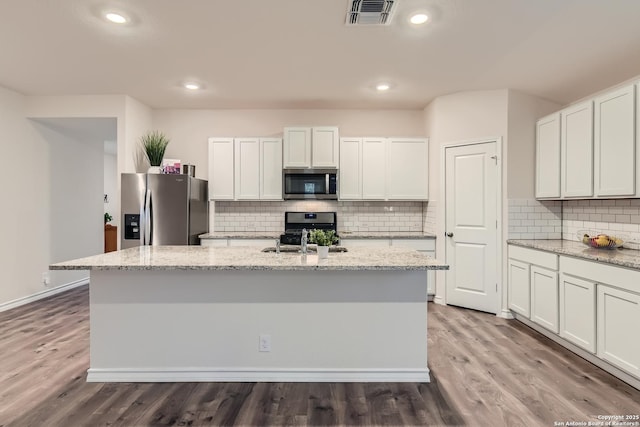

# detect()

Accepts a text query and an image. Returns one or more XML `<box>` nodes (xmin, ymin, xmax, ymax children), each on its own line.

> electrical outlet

<box><xmin>259</xmin><ymin>334</ymin><xmax>271</xmax><ymax>352</ymax></box>
<box><xmin>42</xmin><ymin>272</ymin><xmax>50</xmax><ymax>286</ymax></box>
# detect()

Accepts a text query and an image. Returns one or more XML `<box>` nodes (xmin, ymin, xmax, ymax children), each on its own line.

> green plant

<box><xmin>140</xmin><ymin>131</ymin><xmax>170</xmax><ymax>166</ymax></box>
<box><xmin>309</xmin><ymin>229</ymin><xmax>338</xmax><ymax>247</ymax></box>
<box><xmin>104</xmin><ymin>212</ymin><xmax>113</xmax><ymax>224</ymax></box>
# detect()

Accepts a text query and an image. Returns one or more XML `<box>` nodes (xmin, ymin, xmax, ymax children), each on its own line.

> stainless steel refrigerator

<box><xmin>121</xmin><ymin>173</ymin><xmax>208</xmax><ymax>249</ymax></box>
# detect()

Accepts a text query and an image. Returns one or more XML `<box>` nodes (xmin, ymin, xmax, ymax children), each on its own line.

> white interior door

<box><xmin>445</xmin><ymin>141</ymin><xmax>499</xmax><ymax>314</ymax></box>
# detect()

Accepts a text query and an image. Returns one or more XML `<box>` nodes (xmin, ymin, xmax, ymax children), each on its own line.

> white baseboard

<box><xmin>433</xmin><ymin>295</ymin><xmax>446</xmax><ymax>305</ymax></box>
<box><xmin>513</xmin><ymin>313</ymin><xmax>640</xmax><ymax>390</ymax></box>
<box><xmin>0</xmin><ymin>278</ymin><xmax>89</xmax><ymax>313</ymax></box>
<box><xmin>497</xmin><ymin>308</ymin><xmax>514</xmax><ymax>319</ymax></box>
<box><xmin>87</xmin><ymin>367</ymin><xmax>431</xmax><ymax>383</ymax></box>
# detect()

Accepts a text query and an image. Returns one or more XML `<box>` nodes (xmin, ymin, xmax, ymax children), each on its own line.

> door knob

<box><xmin>446</xmin><ymin>232</ymin><xmax>454</xmax><ymax>237</ymax></box>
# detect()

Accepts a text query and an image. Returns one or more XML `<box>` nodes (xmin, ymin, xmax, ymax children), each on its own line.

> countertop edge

<box><xmin>507</xmin><ymin>239</ymin><xmax>640</xmax><ymax>271</ymax></box>
<box><xmin>50</xmin><ymin>265</ymin><xmax>448</xmax><ymax>271</ymax></box>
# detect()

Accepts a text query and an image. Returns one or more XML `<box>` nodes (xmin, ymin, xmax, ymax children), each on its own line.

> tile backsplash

<box><xmin>508</xmin><ymin>198</ymin><xmax>640</xmax><ymax>247</ymax></box>
<box><xmin>212</xmin><ymin>201</ymin><xmax>427</xmax><ymax>233</ymax></box>
<box><xmin>508</xmin><ymin>199</ymin><xmax>562</xmax><ymax>239</ymax></box>
<box><xmin>562</xmin><ymin>199</ymin><xmax>640</xmax><ymax>247</ymax></box>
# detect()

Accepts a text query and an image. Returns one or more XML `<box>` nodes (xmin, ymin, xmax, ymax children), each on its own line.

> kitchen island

<box><xmin>51</xmin><ymin>245</ymin><xmax>447</xmax><ymax>383</ymax></box>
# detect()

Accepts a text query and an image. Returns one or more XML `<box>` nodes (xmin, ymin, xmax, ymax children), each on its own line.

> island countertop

<box><xmin>50</xmin><ymin>245</ymin><xmax>448</xmax><ymax>272</ymax></box>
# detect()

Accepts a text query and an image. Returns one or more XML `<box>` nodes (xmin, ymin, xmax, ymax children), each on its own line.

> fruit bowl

<box><xmin>578</xmin><ymin>230</ymin><xmax>624</xmax><ymax>249</ymax></box>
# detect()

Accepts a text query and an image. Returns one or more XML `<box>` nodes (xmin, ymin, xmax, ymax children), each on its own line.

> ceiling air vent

<box><xmin>346</xmin><ymin>0</ymin><xmax>396</xmax><ymax>25</ymax></box>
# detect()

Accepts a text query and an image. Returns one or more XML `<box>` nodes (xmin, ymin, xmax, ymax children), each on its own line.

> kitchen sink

<box><xmin>261</xmin><ymin>246</ymin><xmax>348</xmax><ymax>253</ymax></box>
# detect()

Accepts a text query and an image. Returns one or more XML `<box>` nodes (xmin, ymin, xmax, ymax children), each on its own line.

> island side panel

<box><xmin>88</xmin><ymin>269</ymin><xmax>429</xmax><ymax>382</ymax></box>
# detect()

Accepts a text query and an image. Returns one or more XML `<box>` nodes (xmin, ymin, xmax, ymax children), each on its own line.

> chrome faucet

<box><xmin>301</xmin><ymin>228</ymin><xmax>308</xmax><ymax>255</ymax></box>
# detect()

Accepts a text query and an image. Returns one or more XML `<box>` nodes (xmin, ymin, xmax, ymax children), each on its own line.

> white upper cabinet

<box><xmin>208</xmin><ymin>137</ymin><xmax>235</xmax><ymax>200</ymax></box>
<box><xmin>209</xmin><ymin>137</ymin><xmax>282</xmax><ymax>201</ymax></box>
<box><xmin>339</xmin><ymin>138</ymin><xmax>362</xmax><ymax>200</ymax></box>
<box><xmin>311</xmin><ymin>127</ymin><xmax>340</xmax><ymax>168</ymax></box>
<box><xmin>234</xmin><ymin>138</ymin><xmax>260</xmax><ymax>200</ymax></box>
<box><xmin>260</xmin><ymin>138</ymin><xmax>283</xmax><ymax>200</ymax></box>
<box><xmin>535</xmin><ymin>112</ymin><xmax>561</xmax><ymax>199</ymax></box>
<box><xmin>283</xmin><ymin>127</ymin><xmax>311</xmax><ymax>168</ymax></box>
<box><xmin>283</xmin><ymin>126</ymin><xmax>339</xmax><ymax>168</ymax></box>
<box><xmin>362</xmin><ymin>138</ymin><xmax>387</xmax><ymax>200</ymax></box>
<box><xmin>594</xmin><ymin>84</ymin><xmax>636</xmax><ymax>197</ymax></box>
<box><xmin>341</xmin><ymin>137</ymin><xmax>429</xmax><ymax>201</ymax></box>
<box><xmin>386</xmin><ymin>138</ymin><xmax>429</xmax><ymax>200</ymax></box>
<box><xmin>561</xmin><ymin>101</ymin><xmax>593</xmax><ymax>198</ymax></box>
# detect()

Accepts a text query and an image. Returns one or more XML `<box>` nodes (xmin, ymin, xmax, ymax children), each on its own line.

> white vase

<box><xmin>317</xmin><ymin>245</ymin><xmax>329</xmax><ymax>259</ymax></box>
<box><xmin>147</xmin><ymin>166</ymin><xmax>161</xmax><ymax>174</ymax></box>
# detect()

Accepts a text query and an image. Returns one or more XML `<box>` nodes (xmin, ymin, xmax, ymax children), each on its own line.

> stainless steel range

<box><xmin>280</xmin><ymin>211</ymin><xmax>338</xmax><ymax>245</ymax></box>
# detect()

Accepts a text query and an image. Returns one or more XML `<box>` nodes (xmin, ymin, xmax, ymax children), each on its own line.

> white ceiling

<box><xmin>2</xmin><ymin>0</ymin><xmax>640</xmax><ymax>110</ymax></box>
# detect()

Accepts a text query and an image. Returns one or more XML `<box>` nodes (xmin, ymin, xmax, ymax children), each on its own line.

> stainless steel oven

<box><xmin>283</xmin><ymin>169</ymin><xmax>338</xmax><ymax>200</ymax></box>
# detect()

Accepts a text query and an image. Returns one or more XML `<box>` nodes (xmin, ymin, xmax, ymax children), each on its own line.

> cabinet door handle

<box><xmin>446</xmin><ymin>232</ymin><xmax>454</xmax><ymax>237</ymax></box>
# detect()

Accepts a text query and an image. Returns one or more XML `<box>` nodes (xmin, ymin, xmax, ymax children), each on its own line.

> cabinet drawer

<box><xmin>560</xmin><ymin>256</ymin><xmax>640</xmax><ymax>294</ymax></box>
<box><xmin>508</xmin><ymin>245</ymin><xmax>558</xmax><ymax>270</ymax></box>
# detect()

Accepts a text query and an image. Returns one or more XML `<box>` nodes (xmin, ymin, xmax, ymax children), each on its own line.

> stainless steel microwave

<box><xmin>283</xmin><ymin>169</ymin><xmax>338</xmax><ymax>200</ymax></box>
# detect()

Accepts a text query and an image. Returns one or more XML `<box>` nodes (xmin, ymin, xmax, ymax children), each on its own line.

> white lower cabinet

<box><xmin>391</xmin><ymin>239</ymin><xmax>436</xmax><ymax>295</ymax></box>
<box><xmin>508</xmin><ymin>245</ymin><xmax>558</xmax><ymax>327</ymax></box>
<box><xmin>340</xmin><ymin>238</ymin><xmax>390</xmax><ymax>248</ymax></box>
<box><xmin>507</xmin><ymin>259</ymin><xmax>530</xmax><ymax>317</ymax></box>
<box><xmin>201</xmin><ymin>238</ymin><xmax>275</xmax><ymax>247</ymax></box>
<box><xmin>597</xmin><ymin>285</ymin><xmax>640</xmax><ymax>377</ymax></box>
<box><xmin>341</xmin><ymin>237</ymin><xmax>436</xmax><ymax>294</ymax></box>
<box><xmin>530</xmin><ymin>265</ymin><xmax>559</xmax><ymax>333</ymax></box>
<box><xmin>200</xmin><ymin>239</ymin><xmax>228</xmax><ymax>247</ymax></box>
<box><xmin>559</xmin><ymin>273</ymin><xmax>596</xmax><ymax>353</ymax></box>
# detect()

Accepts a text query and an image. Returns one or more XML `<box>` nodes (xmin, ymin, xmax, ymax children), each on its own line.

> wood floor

<box><xmin>1</xmin><ymin>286</ymin><xmax>638</xmax><ymax>426</ymax></box>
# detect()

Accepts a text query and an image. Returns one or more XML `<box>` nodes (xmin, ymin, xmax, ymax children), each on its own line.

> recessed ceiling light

<box><xmin>376</xmin><ymin>83</ymin><xmax>390</xmax><ymax>91</ymax></box>
<box><xmin>184</xmin><ymin>83</ymin><xmax>200</xmax><ymax>90</ymax></box>
<box><xmin>410</xmin><ymin>13</ymin><xmax>429</xmax><ymax>25</ymax></box>
<box><xmin>105</xmin><ymin>12</ymin><xmax>127</xmax><ymax>24</ymax></box>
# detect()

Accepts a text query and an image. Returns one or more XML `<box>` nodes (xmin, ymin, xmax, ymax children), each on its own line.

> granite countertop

<box><xmin>507</xmin><ymin>239</ymin><xmax>640</xmax><ymax>270</ymax></box>
<box><xmin>50</xmin><ymin>246</ymin><xmax>449</xmax><ymax>272</ymax></box>
<box><xmin>199</xmin><ymin>231</ymin><xmax>436</xmax><ymax>239</ymax></box>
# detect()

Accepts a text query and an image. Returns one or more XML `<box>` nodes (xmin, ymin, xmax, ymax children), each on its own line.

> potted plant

<box><xmin>309</xmin><ymin>229</ymin><xmax>338</xmax><ymax>259</ymax></box>
<box><xmin>140</xmin><ymin>131</ymin><xmax>170</xmax><ymax>173</ymax></box>
<box><xmin>104</xmin><ymin>212</ymin><xmax>113</xmax><ymax>225</ymax></box>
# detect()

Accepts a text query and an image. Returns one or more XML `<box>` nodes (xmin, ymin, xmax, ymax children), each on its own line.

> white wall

<box><xmin>124</xmin><ymin>96</ymin><xmax>153</xmax><ymax>173</ymax></box>
<box><xmin>31</xmin><ymin>119</ymin><xmax>104</xmax><ymax>287</ymax></box>
<box><xmin>423</xmin><ymin>89</ymin><xmax>509</xmax><ymax>309</ymax></box>
<box><xmin>151</xmin><ymin>109</ymin><xmax>426</xmax><ymax>180</ymax></box>
<box><xmin>0</xmin><ymin>86</ymin><xmax>52</xmax><ymax>304</ymax></box>
<box><xmin>0</xmin><ymin>93</ymin><xmax>149</xmax><ymax>306</ymax></box>
<box><xmin>423</xmin><ymin>89</ymin><xmax>561</xmax><ymax>315</ymax></box>
<box><xmin>424</xmin><ymin>89</ymin><xmax>509</xmax><ymax>198</ymax></box>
